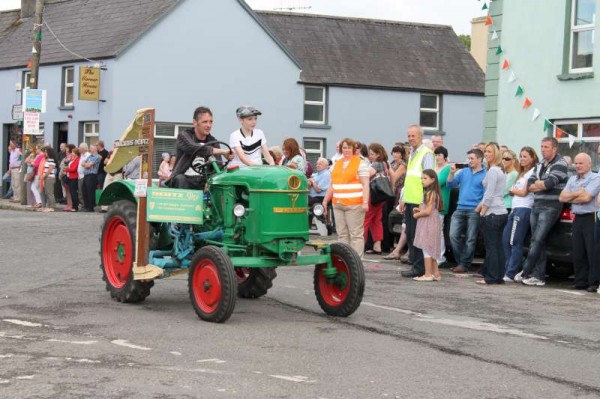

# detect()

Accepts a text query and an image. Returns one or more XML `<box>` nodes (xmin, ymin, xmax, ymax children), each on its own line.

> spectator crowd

<box><xmin>4</xmin><ymin>115</ymin><xmax>600</xmax><ymax>293</ymax></box>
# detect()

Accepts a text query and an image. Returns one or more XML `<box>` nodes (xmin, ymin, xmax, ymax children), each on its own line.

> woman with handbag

<box><xmin>364</xmin><ymin>143</ymin><xmax>391</xmax><ymax>254</ymax></box>
<box><xmin>322</xmin><ymin>138</ymin><xmax>370</xmax><ymax>257</ymax></box>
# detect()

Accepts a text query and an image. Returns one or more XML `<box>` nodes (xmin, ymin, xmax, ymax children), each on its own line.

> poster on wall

<box><xmin>79</xmin><ymin>66</ymin><xmax>100</xmax><ymax>101</ymax></box>
<box><xmin>22</xmin><ymin>88</ymin><xmax>46</xmax><ymax>113</ymax></box>
<box><xmin>23</xmin><ymin>111</ymin><xmax>41</xmax><ymax>135</ymax></box>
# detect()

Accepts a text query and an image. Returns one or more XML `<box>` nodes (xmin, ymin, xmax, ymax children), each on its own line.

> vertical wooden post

<box><xmin>135</xmin><ymin>109</ymin><xmax>155</xmax><ymax>268</ymax></box>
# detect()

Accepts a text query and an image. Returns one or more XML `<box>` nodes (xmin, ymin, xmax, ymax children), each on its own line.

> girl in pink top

<box><xmin>412</xmin><ymin>169</ymin><xmax>444</xmax><ymax>282</ymax></box>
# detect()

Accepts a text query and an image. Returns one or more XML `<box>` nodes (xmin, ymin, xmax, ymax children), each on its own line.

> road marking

<box><xmin>170</xmin><ymin>351</ymin><xmax>182</xmax><ymax>356</ymax></box>
<box><xmin>15</xmin><ymin>375</ymin><xmax>35</xmax><ymax>380</ymax></box>
<box><xmin>556</xmin><ymin>290</ymin><xmax>585</xmax><ymax>296</ymax></box>
<box><xmin>269</xmin><ymin>375</ymin><xmax>316</xmax><ymax>383</ymax></box>
<box><xmin>362</xmin><ymin>302</ymin><xmax>548</xmax><ymax>340</ymax></box>
<box><xmin>0</xmin><ymin>354</ymin><xmax>13</xmax><ymax>358</ymax></box>
<box><xmin>2</xmin><ymin>319</ymin><xmax>42</xmax><ymax>327</ymax></box>
<box><xmin>417</xmin><ymin>318</ymin><xmax>549</xmax><ymax>340</ymax></box>
<box><xmin>197</xmin><ymin>358</ymin><xmax>226</xmax><ymax>364</ymax></box>
<box><xmin>111</xmin><ymin>339</ymin><xmax>152</xmax><ymax>351</ymax></box>
<box><xmin>157</xmin><ymin>366</ymin><xmax>231</xmax><ymax>375</ymax></box>
<box><xmin>47</xmin><ymin>339</ymin><xmax>97</xmax><ymax>345</ymax></box>
<box><xmin>0</xmin><ymin>379</ymin><xmax>9</xmax><ymax>384</ymax></box>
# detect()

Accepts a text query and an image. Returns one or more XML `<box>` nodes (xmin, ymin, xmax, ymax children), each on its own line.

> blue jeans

<box><xmin>521</xmin><ymin>206</ymin><xmax>560</xmax><ymax>281</ymax></box>
<box><xmin>502</xmin><ymin>207</ymin><xmax>532</xmax><ymax>279</ymax></box>
<box><xmin>482</xmin><ymin>213</ymin><xmax>508</xmax><ymax>283</ymax></box>
<box><xmin>450</xmin><ymin>209</ymin><xmax>480</xmax><ymax>268</ymax></box>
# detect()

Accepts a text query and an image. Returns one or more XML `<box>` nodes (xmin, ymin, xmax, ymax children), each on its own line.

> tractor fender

<box><xmin>98</xmin><ymin>180</ymin><xmax>137</xmax><ymax>206</ymax></box>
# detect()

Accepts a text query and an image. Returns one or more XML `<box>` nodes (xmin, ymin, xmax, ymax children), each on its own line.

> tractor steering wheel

<box><xmin>190</xmin><ymin>141</ymin><xmax>232</xmax><ymax>175</ymax></box>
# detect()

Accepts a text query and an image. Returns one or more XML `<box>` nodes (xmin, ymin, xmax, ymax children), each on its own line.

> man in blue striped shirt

<box><xmin>82</xmin><ymin>144</ymin><xmax>101</xmax><ymax>212</ymax></box>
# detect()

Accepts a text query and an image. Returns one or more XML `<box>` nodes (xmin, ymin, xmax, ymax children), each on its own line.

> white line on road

<box><xmin>170</xmin><ymin>351</ymin><xmax>182</xmax><ymax>356</ymax></box>
<box><xmin>15</xmin><ymin>375</ymin><xmax>35</xmax><ymax>380</ymax></box>
<box><xmin>0</xmin><ymin>354</ymin><xmax>13</xmax><ymax>358</ymax></box>
<box><xmin>47</xmin><ymin>339</ymin><xmax>98</xmax><ymax>345</ymax></box>
<box><xmin>555</xmin><ymin>290</ymin><xmax>585</xmax><ymax>296</ymax></box>
<box><xmin>362</xmin><ymin>302</ymin><xmax>548</xmax><ymax>340</ymax></box>
<box><xmin>269</xmin><ymin>375</ymin><xmax>316</xmax><ymax>383</ymax></box>
<box><xmin>111</xmin><ymin>339</ymin><xmax>152</xmax><ymax>351</ymax></box>
<box><xmin>197</xmin><ymin>358</ymin><xmax>226</xmax><ymax>364</ymax></box>
<box><xmin>2</xmin><ymin>319</ymin><xmax>42</xmax><ymax>327</ymax></box>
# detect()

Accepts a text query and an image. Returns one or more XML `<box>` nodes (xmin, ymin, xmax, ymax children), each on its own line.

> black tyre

<box><xmin>100</xmin><ymin>200</ymin><xmax>154</xmax><ymax>303</ymax></box>
<box><xmin>188</xmin><ymin>246</ymin><xmax>237</xmax><ymax>323</ymax></box>
<box><xmin>546</xmin><ymin>261</ymin><xmax>573</xmax><ymax>279</ymax></box>
<box><xmin>314</xmin><ymin>242</ymin><xmax>365</xmax><ymax>317</ymax></box>
<box><xmin>235</xmin><ymin>268</ymin><xmax>277</xmax><ymax>299</ymax></box>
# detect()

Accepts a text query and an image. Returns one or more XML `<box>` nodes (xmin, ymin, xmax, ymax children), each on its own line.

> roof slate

<box><xmin>257</xmin><ymin>12</ymin><xmax>484</xmax><ymax>94</ymax></box>
<box><xmin>0</xmin><ymin>0</ymin><xmax>178</xmax><ymax>70</ymax></box>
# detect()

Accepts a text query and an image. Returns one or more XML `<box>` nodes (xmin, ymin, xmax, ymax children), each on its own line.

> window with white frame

<box><xmin>303</xmin><ymin>138</ymin><xmax>325</xmax><ymax>170</ymax></box>
<box><xmin>420</xmin><ymin>93</ymin><xmax>440</xmax><ymax>130</ymax></box>
<box><xmin>570</xmin><ymin>0</ymin><xmax>596</xmax><ymax>72</ymax></box>
<box><xmin>303</xmin><ymin>86</ymin><xmax>326</xmax><ymax>124</ymax></box>
<box><xmin>62</xmin><ymin>66</ymin><xmax>74</xmax><ymax>106</ymax></box>
<box><xmin>22</xmin><ymin>70</ymin><xmax>31</xmax><ymax>90</ymax></box>
<box><xmin>153</xmin><ymin>123</ymin><xmax>192</xmax><ymax>176</ymax></box>
<box><xmin>555</xmin><ymin>118</ymin><xmax>600</xmax><ymax>170</ymax></box>
<box><xmin>83</xmin><ymin>121</ymin><xmax>99</xmax><ymax>146</ymax></box>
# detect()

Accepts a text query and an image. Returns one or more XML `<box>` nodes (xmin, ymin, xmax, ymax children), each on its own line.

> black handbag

<box><xmin>369</xmin><ymin>171</ymin><xmax>394</xmax><ymax>205</ymax></box>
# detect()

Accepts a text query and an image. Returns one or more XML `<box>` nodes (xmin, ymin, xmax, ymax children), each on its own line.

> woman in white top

<box><xmin>229</xmin><ymin>106</ymin><xmax>275</xmax><ymax>168</ymax></box>
<box><xmin>280</xmin><ymin>138</ymin><xmax>305</xmax><ymax>173</ymax></box>
<box><xmin>502</xmin><ymin>146</ymin><xmax>539</xmax><ymax>281</ymax></box>
<box><xmin>158</xmin><ymin>152</ymin><xmax>171</xmax><ymax>186</ymax></box>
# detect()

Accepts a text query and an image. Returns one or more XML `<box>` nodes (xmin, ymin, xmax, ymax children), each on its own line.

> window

<box><xmin>83</xmin><ymin>121</ymin><xmax>99</xmax><ymax>146</ymax></box>
<box><xmin>420</xmin><ymin>94</ymin><xmax>440</xmax><ymax>130</ymax></box>
<box><xmin>22</xmin><ymin>70</ymin><xmax>31</xmax><ymax>90</ymax></box>
<box><xmin>153</xmin><ymin>123</ymin><xmax>192</xmax><ymax>176</ymax></box>
<box><xmin>569</xmin><ymin>0</ymin><xmax>595</xmax><ymax>72</ymax></box>
<box><xmin>62</xmin><ymin>66</ymin><xmax>74</xmax><ymax>106</ymax></box>
<box><xmin>303</xmin><ymin>138</ymin><xmax>326</xmax><ymax>169</ymax></box>
<box><xmin>555</xmin><ymin>118</ymin><xmax>600</xmax><ymax>170</ymax></box>
<box><xmin>303</xmin><ymin>86</ymin><xmax>326</xmax><ymax>124</ymax></box>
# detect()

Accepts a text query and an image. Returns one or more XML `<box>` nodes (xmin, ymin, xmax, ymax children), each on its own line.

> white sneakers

<box><xmin>502</xmin><ymin>275</ymin><xmax>514</xmax><ymax>283</ymax></box>
<box><xmin>514</xmin><ymin>271</ymin><xmax>524</xmax><ymax>283</ymax></box>
<box><xmin>522</xmin><ymin>277</ymin><xmax>546</xmax><ymax>286</ymax></box>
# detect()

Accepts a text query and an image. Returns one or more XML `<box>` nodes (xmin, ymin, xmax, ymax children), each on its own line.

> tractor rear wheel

<box><xmin>100</xmin><ymin>200</ymin><xmax>153</xmax><ymax>303</ymax></box>
<box><xmin>314</xmin><ymin>242</ymin><xmax>365</xmax><ymax>317</ymax></box>
<box><xmin>236</xmin><ymin>267</ymin><xmax>277</xmax><ymax>299</ymax></box>
<box><xmin>189</xmin><ymin>246</ymin><xmax>237</xmax><ymax>323</ymax></box>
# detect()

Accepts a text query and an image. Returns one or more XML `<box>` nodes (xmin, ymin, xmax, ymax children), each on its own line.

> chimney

<box><xmin>21</xmin><ymin>0</ymin><xmax>36</xmax><ymax>19</ymax></box>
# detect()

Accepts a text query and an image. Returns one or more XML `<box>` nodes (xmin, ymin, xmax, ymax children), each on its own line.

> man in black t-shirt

<box><xmin>96</xmin><ymin>140</ymin><xmax>110</xmax><ymax>189</ymax></box>
<box><xmin>168</xmin><ymin>106</ymin><xmax>232</xmax><ymax>190</ymax></box>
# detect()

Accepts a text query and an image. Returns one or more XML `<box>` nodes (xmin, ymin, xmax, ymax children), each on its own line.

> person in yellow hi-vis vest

<box><xmin>323</xmin><ymin>138</ymin><xmax>370</xmax><ymax>257</ymax></box>
<box><xmin>399</xmin><ymin>125</ymin><xmax>435</xmax><ymax>278</ymax></box>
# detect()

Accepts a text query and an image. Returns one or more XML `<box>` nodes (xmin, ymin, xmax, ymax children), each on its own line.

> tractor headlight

<box><xmin>313</xmin><ymin>203</ymin><xmax>325</xmax><ymax>216</ymax></box>
<box><xmin>233</xmin><ymin>203</ymin><xmax>246</xmax><ymax>218</ymax></box>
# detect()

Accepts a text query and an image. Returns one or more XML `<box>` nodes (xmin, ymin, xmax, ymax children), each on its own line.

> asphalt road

<box><xmin>1</xmin><ymin>209</ymin><xmax>599</xmax><ymax>398</ymax></box>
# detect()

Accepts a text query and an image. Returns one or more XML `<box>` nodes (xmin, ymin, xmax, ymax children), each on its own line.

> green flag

<box><xmin>543</xmin><ymin>119</ymin><xmax>552</xmax><ymax>132</ymax></box>
<box><xmin>482</xmin><ymin>3</ymin><xmax>488</xmax><ymax>10</ymax></box>
<box><xmin>496</xmin><ymin>46</ymin><xmax>503</xmax><ymax>55</ymax></box>
<box><xmin>515</xmin><ymin>86</ymin><xmax>524</xmax><ymax>97</ymax></box>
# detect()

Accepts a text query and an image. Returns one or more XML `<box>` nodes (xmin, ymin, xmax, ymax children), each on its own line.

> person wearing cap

<box><xmin>168</xmin><ymin>106</ymin><xmax>232</xmax><ymax>190</ymax></box>
<box><xmin>229</xmin><ymin>106</ymin><xmax>275</xmax><ymax>168</ymax></box>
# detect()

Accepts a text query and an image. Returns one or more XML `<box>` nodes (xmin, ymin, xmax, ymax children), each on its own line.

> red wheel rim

<box><xmin>192</xmin><ymin>259</ymin><xmax>222</xmax><ymax>314</ymax></box>
<box><xmin>235</xmin><ymin>267</ymin><xmax>251</xmax><ymax>284</ymax></box>
<box><xmin>318</xmin><ymin>255</ymin><xmax>351</xmax><ymax>307</ymax></box>
<box><xmin>102</xmin><ymin>216</ymin><xmax>133</xmax><ymax>289</ymax></box>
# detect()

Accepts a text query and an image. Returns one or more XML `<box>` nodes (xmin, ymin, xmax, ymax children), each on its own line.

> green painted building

<box><xmin>484</xmin><ymin>0</ymin><xmax>599</xmax><ymax>167</ymax></box>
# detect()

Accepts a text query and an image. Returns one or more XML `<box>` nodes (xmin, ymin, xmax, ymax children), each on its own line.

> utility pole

<box><xmin>30</xmin><ymin>0</ymin><xmax>45</xmax><ymax>90</ymax></box>
<box><xmin>20</xmin><ymin>0</ymin><xmax>45</xmax><ymax>205</ymax></box>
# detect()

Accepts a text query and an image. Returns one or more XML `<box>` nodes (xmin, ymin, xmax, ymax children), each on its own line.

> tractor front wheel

<box><xmin>100</xmin><ymin>200</ymin><xmax>153</xmax><ymax>303</ymax></box>
<box><xmin>314</xmin><ymin>242</ymin><xmax>365</xmax><ymax>317</ymax></box>
<box><xmin>189</xmin><ymin>246</ymin><xmax>237</xmax><ymax>323</ymax></box>
<box><xmin>236</xmin><ymin>267</ymin><xmax>277</xmax><ymax>299</ymax></box>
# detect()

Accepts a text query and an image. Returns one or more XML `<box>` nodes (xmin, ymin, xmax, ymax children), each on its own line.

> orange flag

<box><xmin>485</xmin><ymin>16</ymin><xmax>493</xmax><ymax>26</ymax></box>
<box><xmin>555</xmin><ymin>128</ymin><xmax>563</xmax><ymax>139</ymax></box>
<box><xmin>26</xmin><ymin>59</ymin><xmax>32</xmax><ymax>68</ymax></box>
<box><xmin>523</xmin><ymin>98</ymin><xmax>532</xmax><ymax>109</ymax></box>
<box><xmin>502</xmin><ymin>59</ymin><xmax>510</xmax><ymax>70</ymax></box>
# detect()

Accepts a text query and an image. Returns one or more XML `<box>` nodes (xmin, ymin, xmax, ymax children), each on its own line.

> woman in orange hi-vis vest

<box><xmin>322</xmin><ymin>138</ymin><xmax>370</xmax><ymax>257</ymax></box>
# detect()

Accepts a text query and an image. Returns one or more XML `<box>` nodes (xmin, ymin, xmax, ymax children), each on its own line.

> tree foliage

<box><xmin>458</xmin><ymin>34</ymin><xmax>471</xmax><ymax>51</ymax></box>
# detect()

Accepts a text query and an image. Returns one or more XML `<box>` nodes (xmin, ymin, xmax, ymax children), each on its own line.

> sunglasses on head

<box><xmin>502</xmin><ymin>157</ymin><xmax>513</xmax><ymax>161</ymax></box>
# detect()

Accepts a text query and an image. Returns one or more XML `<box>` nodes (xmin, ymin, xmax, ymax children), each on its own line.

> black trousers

<box><xmin>572</xmin><ymin>214</ymin><xmax>598</xmax><ymax>287</ymax></box>
<box><xmin>405</xmin><ymin>203</ymin><xmax>424</xmax><ymax>273</ymax></box>
<box><xmin>169</xmin><ymin>174</ymin><xmax>205</xmax><ymax>190</ymax></box>
<box><xmin>83</xmin><ymin>174</ymin><xmax>98</xmax><ymax>211</ymax></box>
<box><xmin>68</xmin><ymin>178</ymin><xmax>79</xmax><ymax>210</ymax></box>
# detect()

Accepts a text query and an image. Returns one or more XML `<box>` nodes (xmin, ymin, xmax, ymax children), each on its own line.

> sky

<box><xmin>0</xmin><ymin>0</ymin><xmax>485</xmax><ymax>35</ymax></box>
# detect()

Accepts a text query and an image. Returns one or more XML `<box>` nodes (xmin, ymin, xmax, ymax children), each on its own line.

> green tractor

<box><xmin>98</xmin><ymin>141</ymin><xmax>365</xmax><ymax>323</ymax></box>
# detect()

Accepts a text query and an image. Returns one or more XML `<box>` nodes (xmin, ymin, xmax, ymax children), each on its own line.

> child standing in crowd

<box><xmin>412</xmin><ymin>169</ymin><xmax>444</xmax><ymax>282</ymax></box>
